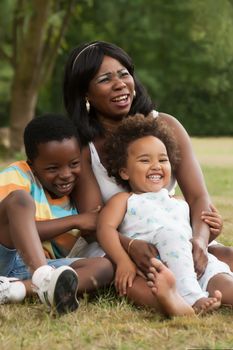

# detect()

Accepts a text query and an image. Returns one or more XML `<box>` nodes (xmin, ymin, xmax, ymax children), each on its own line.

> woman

<box><xmin>63</xmin><ymin>41</ymin><xmax>233</xmax><ymax>315</ymax></box>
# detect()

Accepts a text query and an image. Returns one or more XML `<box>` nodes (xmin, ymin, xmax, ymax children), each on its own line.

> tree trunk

<box><xmin>9</xmin><ymin>0</ymin><xmax>50</xmax><ymax>152</ymax></box>
<box><xmin>7</xmin><ymin>0</ymin><xmax>75</xmax><ymax>152</ymax></box>
<box><xmin>9</xmin><ymin>75</ymin><xmax>38</xmax><ymax>152</ymax></box>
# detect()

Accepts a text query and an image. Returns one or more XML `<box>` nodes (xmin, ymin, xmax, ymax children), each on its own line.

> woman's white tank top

<box><xmin>89</xmin><ymin>111</ymin><xmax>176</xmax><ymax>203</ymax></box>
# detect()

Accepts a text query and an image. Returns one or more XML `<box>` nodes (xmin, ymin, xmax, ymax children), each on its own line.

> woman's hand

<box><xmin>115</xmin><ymin>259</ymin><xmax>137</xmax><ymax>296</ymax></box>
<box><xmin>201</xmin><ymin>204</ymin><xmax>223</xmax><ymax>240</ymax></box>
<box><xmin>191</xmin><ymin>237</ymin><xmax>208</xmax><ymax>278</ymax></box>
<box><xmin>127</xmin><ymin>239</ymin><xmax>158</xmax><ymax>274</ymax></box>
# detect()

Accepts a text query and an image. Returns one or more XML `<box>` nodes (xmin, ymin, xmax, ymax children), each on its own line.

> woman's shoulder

<box><xmin>157</xmin><ymin>111</ymin><xmax>187</xmax><ymax>132</ymax></box>
<box><xmin>151</xmin><ymin>110</ymin><xmax>178</xmax><ymax>124</ymax></box>
<box><xmin>157</xmin><ymin>111</ymin><xmax>177</xmax><ymax>123</ymax></box>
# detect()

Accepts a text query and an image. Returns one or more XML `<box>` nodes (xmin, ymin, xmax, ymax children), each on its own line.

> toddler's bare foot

<box><xmin>193</xmin><ymin>290</ymin><xmax>222</xmax><ymax>314</ymax></box>
<box><xmin>147</xmin><ymin>258</ymin><xmax>194</xmax><ymax>317</ymax></box>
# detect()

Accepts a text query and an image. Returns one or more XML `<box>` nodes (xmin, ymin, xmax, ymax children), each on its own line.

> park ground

<box><xmin>0</xmin><ymin>137</ymin><xmax>233</xmax><ymax>350</ymax></box>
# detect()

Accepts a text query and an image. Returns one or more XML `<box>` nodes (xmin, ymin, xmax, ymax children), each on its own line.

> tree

<box><xmin>0</xmin><ymin>0</ymin><xmax>76</xmax><ymax>152</ymax></box>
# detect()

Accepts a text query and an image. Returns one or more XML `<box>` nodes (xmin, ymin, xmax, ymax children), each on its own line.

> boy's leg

<box><xmin>0</xmin><ymin>190</ymin><xmax>79</xmax><ymax>313</ymax></box>
<box><xmin>0</xmin><ymin>190</ymin><xmax>46</xmax><ymax>269</ymax></box>
<box><xmin>69</xmin><ymin>257</ymin><xmax>114</xmax><ymax>294</ymax></box>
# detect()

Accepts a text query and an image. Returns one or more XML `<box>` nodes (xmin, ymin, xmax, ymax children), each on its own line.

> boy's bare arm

<box><xmin>36</xmin><ymin>211</ymin><xmax>99</xmax><ymax>241</ymax></box>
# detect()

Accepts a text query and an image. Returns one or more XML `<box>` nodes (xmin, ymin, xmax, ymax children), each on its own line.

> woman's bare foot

<box><xmin>147</xmin><ymin>258</ymin><xmax>194</xmax><ymax>317</ymax></box>
<box><xmin>192</xmin><ymin>290</ymin><xmax>222</xmax><ymax>314</ymax></box>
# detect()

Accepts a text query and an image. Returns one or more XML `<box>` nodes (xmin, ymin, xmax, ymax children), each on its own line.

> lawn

<box><xmin>1</xmin><ymin>137</ymin><xmax>233</xmax><ymax>350</ymax></box>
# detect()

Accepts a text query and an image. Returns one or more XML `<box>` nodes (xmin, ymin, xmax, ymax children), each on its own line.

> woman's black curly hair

<box><xmin>104</xmin><ymin>113</ymin><xmax>180</xmax><ymax>190</ymax></box>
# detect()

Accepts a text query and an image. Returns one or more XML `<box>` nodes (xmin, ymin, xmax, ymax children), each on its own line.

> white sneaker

<box><xmin>32</xmin><ymin>265</ymin><xmax>79</xmax><ymax>314</ymax></box>
<box><xmin>0</xmin><ymin>277</ymin><xmax>26</xmax><ymax>304</ymax></box>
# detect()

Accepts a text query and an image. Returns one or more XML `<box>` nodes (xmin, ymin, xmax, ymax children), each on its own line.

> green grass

<box><xmin>1</xmin><ymin>137</ymin><xmax>233</xmax><ymax>350</ymax></box>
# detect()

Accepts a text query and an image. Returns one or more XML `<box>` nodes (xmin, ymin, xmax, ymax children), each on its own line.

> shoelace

<box><xmin>0</xmin><ymin>278</ymin><xmax>10</xmax><ymax>291</ymax></box>
<box><xmin>40</xmin><ymin>271</ymin><xmax>52</xmax><ymax>293</ymax></box>
<box><xmin>0</xmin><ymin>278</ymin><xmax>10</xmax><ymax>303</ymax></box>
<box><xmin>32</xmin><ymin>269</ymin><xmax>52</xmax><ymax>293</ymax></box>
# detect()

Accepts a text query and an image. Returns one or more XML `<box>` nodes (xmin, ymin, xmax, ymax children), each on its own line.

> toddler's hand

<box><xmin>115</xmin><ymin>260</ymin><xmax>137</xmax><ymax>296</ymax></box>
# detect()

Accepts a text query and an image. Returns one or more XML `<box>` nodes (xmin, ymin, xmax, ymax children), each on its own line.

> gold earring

<box><xmin>86</xmin><ymin>99</ymin><xmax>90</xmax><ymax>113</ymax></box>
<box><xmin>133</xmin><ymin>90</ymin><xmax>136</xmax><ymax>98</ymax></box>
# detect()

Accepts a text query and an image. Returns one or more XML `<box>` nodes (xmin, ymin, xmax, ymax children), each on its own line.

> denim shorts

<box><xmin>0</xmin><ymin>243</ymin><xmax>79</xmax><ymax>280</ymax></box>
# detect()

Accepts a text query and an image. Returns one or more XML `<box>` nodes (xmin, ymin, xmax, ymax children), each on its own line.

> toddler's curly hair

<box><xmin>104</xmin><ymin>113</ymin><xmax>180</xmax><ymax>190</ymax></box>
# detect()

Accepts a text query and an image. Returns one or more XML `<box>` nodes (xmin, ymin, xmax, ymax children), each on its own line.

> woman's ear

<box><xmin>119</xmin><ymin>168</ymin><xmax>129</xmax><ymax>180</ymax></box>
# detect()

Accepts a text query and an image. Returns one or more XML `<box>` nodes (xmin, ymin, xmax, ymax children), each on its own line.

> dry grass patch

<box><xmin>191</xmin><ymin>137</ymin><xmax>233</xmax><ymax>166</ymax></box>
<box><xmin>1</xmin><ymin>300</ymin><xmax>233</xmax><ymax>349</ymax></box>
<box><xmin>0</xmin><ymin>137</ymin><xmax>233</xmax><ymax>349</ymax></box>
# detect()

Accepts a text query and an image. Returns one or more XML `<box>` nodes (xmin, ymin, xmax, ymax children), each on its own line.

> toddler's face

<box><xmin>30</xmin><ymin>137</ymin><xmax>81</xmax><ymax>198</ymax></box>
<box><xmin>119</xmin><ymin>136</ymin><xmax>171</xmax><ymax>194</ymax></box>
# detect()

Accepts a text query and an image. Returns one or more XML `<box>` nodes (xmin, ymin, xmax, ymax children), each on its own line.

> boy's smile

<box><xmin>30</xmin><ymin>137</ymin><xmax>81</xmax><ymax>198</ymax></box>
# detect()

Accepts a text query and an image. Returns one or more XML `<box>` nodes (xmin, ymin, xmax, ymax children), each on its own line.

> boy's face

<box><xmin>30</xmin><ymin>137</ymin><xmax>81</xmax><ymax>198</ymax></box>
<box><xmin>119</xmin><ymin>136</ymin><xmax>171</xmax><ymax>194</ymax></box>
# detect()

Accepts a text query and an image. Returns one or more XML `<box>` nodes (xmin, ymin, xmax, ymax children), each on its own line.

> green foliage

<box><xmin>1</xmin><ymin>0</ymin><xmax>233</xmax><ymax>135</ymax></box>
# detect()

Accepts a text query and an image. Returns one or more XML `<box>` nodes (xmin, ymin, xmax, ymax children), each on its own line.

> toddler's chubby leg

<box><xmin>192</xmin><ymin>291</ymin><xmax>222</xmax><ymax>314</ymax></box>
<box><xmin>207</xmin><ymin>272</ymin><xmax>233</xmax><ymax>307</ymax></box>
<box><xmin>136</xmin><ymin>257</ymin><xmax>193</xmax><ymax>317</ymax></box>
<box><xmin>148</xmin><ymin>258</ymin><xmax>222</xmax><ymax>315</ymax></box>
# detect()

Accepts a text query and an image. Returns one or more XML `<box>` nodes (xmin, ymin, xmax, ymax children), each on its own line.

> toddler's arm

<box><xmin>97</xmin><ymin>192</ymin><xmax>137</xmax><ymax>295</ymax></box>
<box><xmin>121</xmin><ymin>237</ymin><xmax>158</xmax><ymax>274</ymax></box>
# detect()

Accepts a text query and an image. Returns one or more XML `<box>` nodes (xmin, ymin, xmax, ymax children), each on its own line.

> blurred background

<box><xmin>1</xmin><ymin>0</ymin><xmax>233</xmax><ymax>152</ymax></box>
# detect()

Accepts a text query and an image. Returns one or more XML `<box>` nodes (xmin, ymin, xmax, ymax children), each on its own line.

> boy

<box><xmin>0</xmin><ymin>114</ymin><xmax>113</xmax><ymax>314</ymax></box>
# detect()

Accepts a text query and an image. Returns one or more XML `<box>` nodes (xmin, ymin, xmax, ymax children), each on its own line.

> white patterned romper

<box><xmin>119</xmin><ymin>189</ymin><xmax>232</xmax><ymax>306</ymax></box>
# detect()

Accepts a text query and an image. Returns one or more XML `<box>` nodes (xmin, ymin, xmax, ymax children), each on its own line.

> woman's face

<box><xmin>87</xmin><ymin>56</ymin><xmax>135</xmax><ymax>121</ymax></box>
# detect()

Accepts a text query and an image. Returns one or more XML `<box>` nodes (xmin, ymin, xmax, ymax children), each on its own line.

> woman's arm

<box><xmin>159</xmin><ymin>113</ymin><xmax>211</xmax><ymax>277</ymax></box>
<box><xmin>73</xmin><ymin>145</ymin><xmax>103</xmax><ymax>213</ymax></box>
<box><xmin>201</xmin><ymin>204</ymin><xmax>223</xmax><ymax>241</ymax></box>
<box><xmin>118</xmin><ymin>233</ymin><xmax>158</xmax><ymax>273</ymax></box>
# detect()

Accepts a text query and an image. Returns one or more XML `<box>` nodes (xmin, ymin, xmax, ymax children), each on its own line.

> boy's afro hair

<box><xmin>24</xmin><ymin>113</ymin><xmax>79</xmax><ymax>160</ymax></box>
